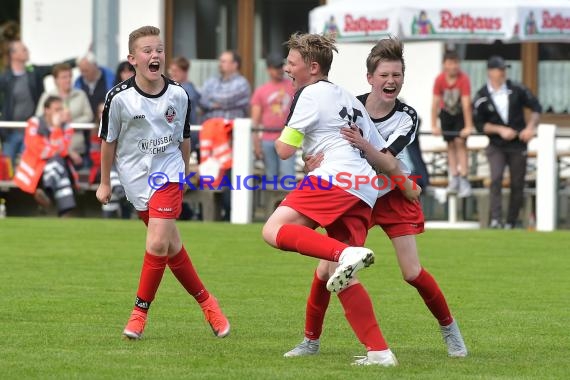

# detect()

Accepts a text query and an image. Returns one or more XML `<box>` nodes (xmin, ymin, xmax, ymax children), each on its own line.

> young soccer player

<box><xmin>96</xmin><ymin>26</ymin><xmax>230</xmax><ymax>340</ymax></box>
<box><xmin>262</xmin><ymin>32</ymin><xmax>420</xmax><ymax>366</ymax></box>
<box><xmin>286</xmin><ymin>38</ymin><xmax>467</xmax><ymax>360</ymax></box>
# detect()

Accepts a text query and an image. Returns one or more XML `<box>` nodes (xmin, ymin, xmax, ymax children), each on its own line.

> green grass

<box><xmin>0</xmin><ymin>219</ymin><xmax>568</xmax><ymax>379</ymax></box>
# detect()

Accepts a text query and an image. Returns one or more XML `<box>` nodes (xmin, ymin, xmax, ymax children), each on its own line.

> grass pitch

<box><xmin>0</xmin><ymin>219</ymin><xmax>568</xmax><ymax>379</ymax></box>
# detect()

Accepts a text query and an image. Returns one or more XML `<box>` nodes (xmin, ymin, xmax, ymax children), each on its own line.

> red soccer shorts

<box><xmin>280</xmin><ymin>176</ymin><xmax>372</xmax><ymax>246</ymax></box>
<box><xmin>371</xmin><ymin>189</ymin><xmax>425</xmax><ymax>239</ymax></box>
<box><xmin>138</xmin><ymin>182</ymin><xmax>183</xmax><ymax>225</ymax></box>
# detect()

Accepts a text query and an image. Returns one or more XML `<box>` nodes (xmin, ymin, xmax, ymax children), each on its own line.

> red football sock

<box><xmin>304</xmin><ymin>272</ymin><xmax>331</xmax><ymax>340</ymax></box>
<box><xmin>134</xmin><ymin>252</ymin><xmax>168</xmax><ymax>313</ymax></box>
<box><xmin>407</xmin><ymin>268</ymin><xmax>453</xmax><ymax>326</ymax></box>
<box><xmin>338</xmin><ymin>283</ymin><xmax>388</xmax><ymax>351</ymax></box>
<box><xmin>275</xmin><ymin>224</ymin><xmax>348</xmax><ymax>261</ymax></box>
<box><xmin>168</xmin><ymin>246</ymin><xmax>210</xmax><ymax>304</ymax></box>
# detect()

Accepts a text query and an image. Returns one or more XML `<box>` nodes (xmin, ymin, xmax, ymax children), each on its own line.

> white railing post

<box><xmin>536</xmin><ymin>123</ymin><xmax>557</xmax><ymax>231</ymax></box>
<box><xmin>230</xmin><ymin>118</ymin><xmax>253</xmax><ymax>224</ymax></box>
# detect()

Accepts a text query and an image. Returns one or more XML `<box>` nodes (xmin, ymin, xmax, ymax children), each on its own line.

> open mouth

<box><xmin>383</xmin><ymin>87</ymin><xmax>396</xmax><ymax>95</ymax></box>
<box><xmin>149</xmin><ymin>62</ymin><xmax>160</xmax><ymax>73</ymax></box>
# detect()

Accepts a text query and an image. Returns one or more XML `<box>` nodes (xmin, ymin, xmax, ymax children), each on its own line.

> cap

<box><xmin>266</xmin><ymin>53</ymin><xmax>285</xmax><ymax>68</ymax></box>
<box><xmin>487</xmin><ymin>55</ymin><xmax>510</xmax><ymax>70</ymax></box>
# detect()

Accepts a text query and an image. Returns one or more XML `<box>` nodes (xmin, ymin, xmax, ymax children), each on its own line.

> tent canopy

<box><xmin>309</xmin><ymin>0</ymin><xmax>570</xmax><ymax>42</ymax></box>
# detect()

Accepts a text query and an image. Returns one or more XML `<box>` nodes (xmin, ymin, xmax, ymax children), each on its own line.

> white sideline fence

<box><xmin>0</xmin><ymin>120</ymin><xmax>562</xmax><ymax>230</ymax></box>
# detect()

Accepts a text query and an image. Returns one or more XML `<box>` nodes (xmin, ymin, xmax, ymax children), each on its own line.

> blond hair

<box><xmin>128</xmin><ymin>25</ymin><xmax>161</xmax><ymax>54</ymax></box>
<box><xmin>366</xmin><ymin>37</ymin><xmax>405</xmax><ymax>75</ymax></box>
<box><xmin>285</xmin><ymin>33</ymin><xmax>337</xmax><ymax>76</ymax></box>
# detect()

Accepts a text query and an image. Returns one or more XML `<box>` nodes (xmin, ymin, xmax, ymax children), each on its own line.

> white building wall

<box><xmin>118</xmin><ymin>0</ymin><xmax>165</xmax><ymax>61</ymax></box>
<box><xmin>22</xmin><ymin>0</ymin><xmax>93</xmax><ymax>64</ymax></box>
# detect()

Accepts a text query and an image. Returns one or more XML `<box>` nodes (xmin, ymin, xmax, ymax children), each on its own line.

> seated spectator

<box><xmin>114</xmin><ymin>60</ymin><xmax>135</xmax><ymax>86</ymax></box>
<box><xmin>0</xmin><ymin>40</ymin><xmax>75</xmax><ymax>169</ymax></box>
<box><xmin>74</xmin><ymin>52</ymin><xmax>115</xmax><ymax>166</ymax></box>
<box><xmin>36</xmin><ymin>63</ymin><xmax>93</xmax><ymax>167</ymax></box>
<box><xmin>13</xmin><ymin>96</ymin><xmax>81</xmax><ymax>216</ymax></box>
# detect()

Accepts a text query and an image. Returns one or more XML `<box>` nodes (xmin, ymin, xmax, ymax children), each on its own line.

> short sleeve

<box><xmin>99</xmin><ymin>93</ymin><xmax>122</xmax><ymax>142</ymax></box>
<box><xmin>285</xmin><ymin>90</ymin><xmax>319</xmax><ymax>136</ymax></box>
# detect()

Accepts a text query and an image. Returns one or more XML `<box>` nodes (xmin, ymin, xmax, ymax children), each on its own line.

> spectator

<box><xmin>0</xmin><ymin>41</ymin><xmax>74</xmax><ymax>168</ymax></box>
<box><xmin>36</xmin><ymin>63</ymin><xmax>93</xmax><ymax>167</ymax></box>
<box><xmin>113</xmin><ymin>60</ymin><xmax>135</xmax><ymax>86</ymax></box>
<box><xmin>251</xmin><ymin>53</ymin><xmax>296</xmax><ymax>182</ymax></box>
<box><xmin>473</xmin><ymin>55</ymin><xmax>542</xmax><ymax>229</ymax></box>
<box><xmin>74</xmin><ymin>52</ymin><xmax>115</xmax><ymax>166</ymax></box>
<box><xmin>168</xmin><ymin>56</ymin><xmax>201</xmax><ymax>156</ymax></box>
<box><xmin>431</xmin><ymin>50</ymin><xmax>473</xmax><ymax>197</ymax></box>
<box><xmin>13</xmin><ymin>96</ymin><xmax>81</xmax><ymax>216</ymax></box>
<box><xmin>199</xmin><ymin>50</ymin><xmax>251</xmax><ymax>123</ymax></box>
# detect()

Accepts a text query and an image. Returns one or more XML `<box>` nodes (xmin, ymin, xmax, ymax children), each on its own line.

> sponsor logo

<box><xmin>138</xmin><ymin>135</ymin><xmax>174</xmax><ymax>155</ymax></box>
<box><xmin>134</xmin><ymin>114</ymin><xmax>146</xmax><ymax>120</ymax></box>
<box><xmin>343</xmin><ymin>14</ymin><xmax>390</xmax><ymax>35</ymax></box>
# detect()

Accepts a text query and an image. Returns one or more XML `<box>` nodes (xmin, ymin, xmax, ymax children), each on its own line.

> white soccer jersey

<box><xmin>357</xmin><ymin>95</ymin><xmax>419</xmax><ymax>198</ymax></box>
<box><xmin>99</xmin><ymin>75</ymin><xmax>191</xmax><ymax>211</ymax></box>
<box><xmin>285</xmin><ymin>80</ymin><xmax>387</xmax><ymax>207</ymax></box>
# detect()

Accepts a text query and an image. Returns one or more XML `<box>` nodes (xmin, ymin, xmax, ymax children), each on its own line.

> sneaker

<box><xmin>283</xmin><ymin>337</ymin><xmax>320</xmax><ymax>357</ymax></box>
<box><xmin>326</xmin><ymin>247</ymin><xmax>375</xmax><ymax>293</ymax></box>
<box><xmin>457</xmin><ymin>177</ymin><xmax>472</xmax><ymax>198</ymax></box>
<box><xmin>440</xmin><ymin>320</ymin><xmax>468</xmax><ymax>357</ymax></box>
<box><xmin>489</xmin><ymin>219</ymin><xmax>502</xmax><ymax>229</ymax></box>
<box><xmin>447</xmin><ymin>176</ymin><xmax>460</xmax><ymax>193</ymax></box>
<box><xmin>123</xmin><ymin>309</ymin><xmax>147</xmax><ymax>340</ymax></box>
<box><xmin>352</xmin><ymin>349</ymin><xmax>398</xmax><ymax>366</ymax></box>
<box><xmin>200</xmin><ymin>295</ymin><xmax>230</xmax><ymax>338</ymax></box>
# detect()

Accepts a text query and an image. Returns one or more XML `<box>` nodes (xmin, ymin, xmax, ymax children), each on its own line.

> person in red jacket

<box><xmin>13</xmin><ymin>95</ymin><xmax>82</xmax><ymax>216</ymax></box>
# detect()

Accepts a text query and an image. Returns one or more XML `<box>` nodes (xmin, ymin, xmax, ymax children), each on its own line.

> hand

<box><xmin>459</xmin><ymin>126</ymin><xmax>473</xmax><ymax>138</ymax></box>
<box><xmin>340</xmin><ymin>123</ymin><xmax>368</xmax><ymax>151</ymax></box>
<box><xmin>68</xmin><ymin>151</ymin><xmax>83</xmax><ymax>166</ymax></box>
<box><xmin>96</xmin><ymin>183</ymin><xmax>112</xmax><ymax>205</ymax></box>
<box><xmin>518</xmin><ymin>127</ymin><xmax>535</xmax><ymax>143</ymax></box>
<box><xmin>62</xmin><ymin>109</ymin><xmax>72</xmax><ymax>123</ymax></box>
<box><xmin>499</xmin><ymin>127</ymin><xmax>518</xmax><ymax>141</ymax></box>
<box><xmin>401</xmin><ymin>180</ymin><xmax>422</xmax><ymax>202</ymax></box>
<box><xmin>254</xmin><ymin>145</ymin><xmax>263</xmax><ymax>160</ymax></box>
<box><xmin>52</xmin><ymin>113</ymin><xmax>62</xmax><ymax>128</ymax></box>
<box><xmin>431</xmin><ymin>126</ymin><xmax>441</xmax><ymax>136</ymax></box>
<box><xmin>303</xmin><ymin>152</ymin><xmax>324</xmax><ymax>173</ymax></box>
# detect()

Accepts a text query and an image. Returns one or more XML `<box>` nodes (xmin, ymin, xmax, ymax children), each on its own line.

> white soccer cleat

<box><xmin>352</xmin><ymin>349</ymin><xmax>398</xmax><ymax>366</ymax></box>
<box><xmin>283</xmin><ymin>337</ymin><xmax>320</xmax><ymax>357</ymax></box>
<box><xmin>440</xmin><ymin>320</ymin><xmax>468</xmax><ymax>357</ymax></box>
<box><xmin>326</xmin><ymin>247</ymin><xmax>375</xmax><ymax>292</ymax></box>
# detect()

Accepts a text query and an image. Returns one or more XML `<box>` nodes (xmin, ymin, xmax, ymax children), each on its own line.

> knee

<box><xmin>402</xmin><ymin>265</ymin><xmax>422</xmax><ymax>282</ymax></box>
<box><xmin>146</xmin><ymin>237</ymin><xmax>169</xmax><ymax>256</ymax></box>
<box><xmin>262</xmin><ymin>221</ymin><xmax>279</xmax><ymax>248</ymax></box>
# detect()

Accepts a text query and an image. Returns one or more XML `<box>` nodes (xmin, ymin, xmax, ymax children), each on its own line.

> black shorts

<box><xmin>439</xmin><ymin>111</ymin><xmax>465</xmax><ymax>142</ymax></box>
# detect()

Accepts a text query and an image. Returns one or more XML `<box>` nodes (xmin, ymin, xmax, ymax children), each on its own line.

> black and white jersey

<box><xmin>286</xmin><ymin>80</ymin><xmax>387</xmax><ymax>207</ymax></box>
<box><xmin>100</xmin><ymin>75</ymin><xmax>191</xmax><ymax>210</ymax></box>
<box><xmin>357</xmin><ymin>95</ymin><xmax>419</xmax><ymax>198</ymax></box>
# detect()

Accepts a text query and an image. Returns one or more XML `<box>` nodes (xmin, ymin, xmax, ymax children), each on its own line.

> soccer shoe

<box><xmin>352</xmin><ymin>349</ymin><xmax>398</xmax><ymax>366</ymax></box>
<box><xmin>200</xmin><ymin>295</ymin><xmax>230</xmax><ymax>338</ymax></box>
<box><xmin>283</xmin><ymin>338</ymin><xmax>320</xmax><ymax>357</ymax></box>
<box><xmin>446</xmin><ymin>176</ymin><xmax>460</xmax><ymax>194</ymax></box>
<box><xmin>440</xmin><ymin>320</ymin><xmax>468</xmax><ymax>357</ymax></box>
<box><xmin>457</xmin><ymin>177</ymin><xmax>472</xmax><ymax>198</ymax></box>
<box><xmin>326</xmin><ymin>247</ymin><xmax>375</xmax><ymax>293</ymax></box>
<box><xmin>123</xmin><ymin>309</ymin><xmax>147</xmax><ymax>340</ymax></box>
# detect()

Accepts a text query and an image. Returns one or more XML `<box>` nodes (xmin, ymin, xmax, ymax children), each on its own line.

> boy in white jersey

<box><xmin>96</xmin><ymin>26</ymin><xmax>229</xmax><ymax>340</ymax></box>
<box><xmin>287</xmin><ymin>38</ymin><xmax>467</xmax><ymax>360</ymax></box>
<box><xmin>262</xmin><ymin>33</ymin><xmax>420</xmax><ymax>366</ymax></box>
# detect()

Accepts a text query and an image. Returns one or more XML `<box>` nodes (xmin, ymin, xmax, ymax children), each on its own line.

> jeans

<box><xmin>261</xmin><ymin>139</ymin><xmax>297</xmax><ymax>179</ymax></box>
<box><xmin>1</xmin><ymin>130</ymin><xmax>25</xmax><ymax>166</ymax></box>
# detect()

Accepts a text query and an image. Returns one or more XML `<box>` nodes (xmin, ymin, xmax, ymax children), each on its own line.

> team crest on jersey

<box><xmin>165</xmin><ymin>105</ymin><xmax>176</xmax><ymax>123</ymax></box>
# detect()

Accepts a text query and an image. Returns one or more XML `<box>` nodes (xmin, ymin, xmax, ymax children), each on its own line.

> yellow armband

<box><xmin>278</xmin><ymin>126</ymin><xmax>304</xmax><ymax>148</ymax></box>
